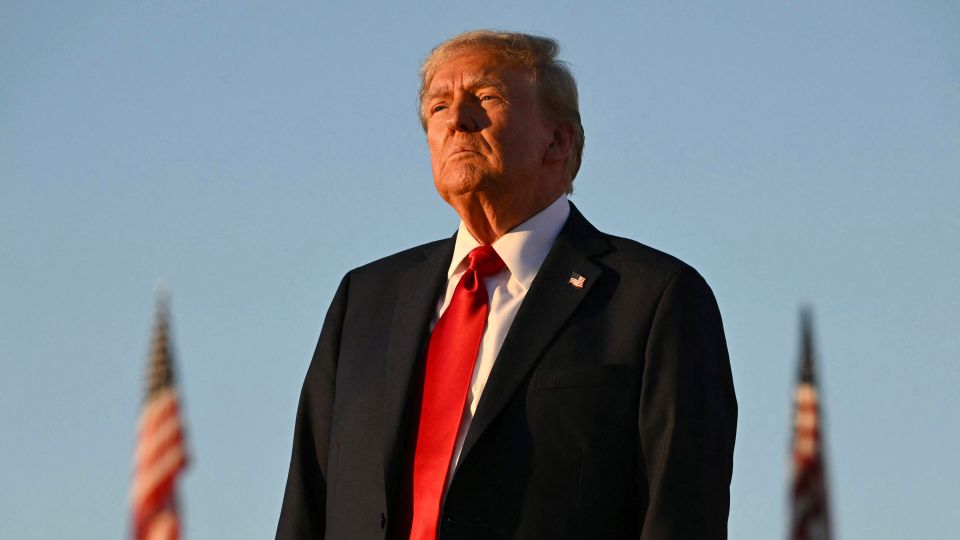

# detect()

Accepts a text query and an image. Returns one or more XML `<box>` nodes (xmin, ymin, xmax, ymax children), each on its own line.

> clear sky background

<box><xmin>2</xmin><ymin>1</ymin><xmax>958</xmax><ymax>538</ymax></box>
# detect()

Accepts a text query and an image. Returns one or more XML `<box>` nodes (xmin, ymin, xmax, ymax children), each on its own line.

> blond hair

<box><xmin>419</xmin><ymin>30</ymin><xmax>585</xmax><ymax>186</ymax></box>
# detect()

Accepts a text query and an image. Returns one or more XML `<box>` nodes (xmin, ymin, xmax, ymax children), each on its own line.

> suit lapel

<box><xmin>382</xmin><ymin>238</ymin><xmax>454</xmax><ymax>505</ymax></box>
<box><xmin>459</xmin><ymin>205</ymin><xmax>611</xmax><ymax>462</ymax></box>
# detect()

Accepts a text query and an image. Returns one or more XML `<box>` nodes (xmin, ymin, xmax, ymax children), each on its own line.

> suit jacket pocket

<box><xmin>531</xmin><ymin>364</ymin><xmax>629</xmax><ymax>390</ymax></box>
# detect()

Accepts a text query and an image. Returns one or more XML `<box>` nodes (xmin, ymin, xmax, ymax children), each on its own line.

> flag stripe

<box><xmin>145</xmin><ymin>509</ymin><xmax>179</xmax><ymax>540</ymax></box>
<box><xmin>133</xmin><ymin>435</ymin><xmax>187</xmax><ymax>503</ymax></box>
<box><xmin>136</xmin><ymin>400</ymin><xmax>184</xmax><ymax>468</ymax></box>
<box><xmin>132</xmin><ymin>296</ymin><xmax>188</xmax><ymax>540</ymax></box>
<box><xmin>789</xmin><ymin>310</ymin><xmax>831</xmax><ymax>540</ymax></box>
<box><xmin>137</xmin><ymin>390</ymin><xmax>178</xmax><ymax>432</ymax></box>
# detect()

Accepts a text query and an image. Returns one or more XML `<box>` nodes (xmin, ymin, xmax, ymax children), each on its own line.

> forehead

<box><xmin>427</xmin><ymin>49</ymin><xmax>532</xmax><ymax>93</ymax></box>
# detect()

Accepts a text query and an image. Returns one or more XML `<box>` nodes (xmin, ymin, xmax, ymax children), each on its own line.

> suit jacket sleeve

<box><xmin>277</xmin><ymin>273</ymin><xmax>351</xmax><ymax>539</ymax></box>
<box><xmin>638</xmin><ymin>266</ymin><xmax>737</xmax><ymax>539</ymax></box>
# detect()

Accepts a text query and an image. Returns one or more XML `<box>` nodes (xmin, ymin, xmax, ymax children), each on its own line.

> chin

<box><xmin>435</xmin><ymin>165</ymin><xmax>497</xmax><ymax>198</ymax></box>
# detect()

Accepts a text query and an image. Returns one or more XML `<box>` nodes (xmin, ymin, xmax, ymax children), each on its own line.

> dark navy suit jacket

<box><xmin>277</xmin><ymin>204</ymin><xmax>737</xmax><ymax>539</ymax></box>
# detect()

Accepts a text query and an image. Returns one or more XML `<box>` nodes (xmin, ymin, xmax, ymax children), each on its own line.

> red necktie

<box><xmin>408</xmin><ymin>245</ymin><xmax>505</xmax><ymax>539</ymax></box>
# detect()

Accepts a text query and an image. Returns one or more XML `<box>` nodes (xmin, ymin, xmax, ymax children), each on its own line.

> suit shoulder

<box><xmin>594</xmin><ymin>232</ymin><xmax>723</xmax><ymax>330</ymax></box>
<box><xmin>346</xmin><ymin>238</ymin><xmax>450</xmax><ymax>282</ymax></box>
<box><xmin>568</xmin><ymin>206</ymin><xmax>693</xmax><ymax>282</ymax></box>
<box><xmin>603</xmin><ymin>233</ymin><xmax>696</xmax><ymax>279</ymax></box>
<box><xmin>568</xmin><ymin>205</ymin><xmax>714</xmax><ymax>296</ymax></box>
<box><xmin>594</xmin><ymin>231</ymin><xmax>718</xmax><ymax>300</ymax></box>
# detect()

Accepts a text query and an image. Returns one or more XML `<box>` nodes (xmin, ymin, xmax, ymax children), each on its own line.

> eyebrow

<box><xmin>424</xmin><ymin>76</ymin><xmax>510</xmax><ymax>102</ymax></box>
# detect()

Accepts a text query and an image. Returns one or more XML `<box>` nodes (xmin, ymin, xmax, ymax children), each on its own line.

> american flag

<box><xmin>789</xmin><ymin>309</ymin><xmax>832</xmax><ymax>540</ymax></box>
<box><xmin>132</xmin><ymin>292</ymin><xmax>189</xmax><ymax>540</ymax></box>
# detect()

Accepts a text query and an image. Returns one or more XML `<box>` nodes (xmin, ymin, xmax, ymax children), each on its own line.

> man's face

<box><xmin>424</xmin><ymin>49</ymin><xmax>555</xmax><ymax>205</ymax></box>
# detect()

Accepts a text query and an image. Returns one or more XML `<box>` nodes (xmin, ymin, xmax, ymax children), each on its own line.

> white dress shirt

<box><xmin>434</xmin><ymin>194</ymin><xmax>570</xmax><ymax>490</ymax></box>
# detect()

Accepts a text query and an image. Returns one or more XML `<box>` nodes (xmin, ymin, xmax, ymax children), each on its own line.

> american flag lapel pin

<box><xmin>568</xmin><ymin>272</ymin><xmax>586</xmax><ymax>289</ymax></box>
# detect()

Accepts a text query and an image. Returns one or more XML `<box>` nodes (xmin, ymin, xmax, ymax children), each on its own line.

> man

<box><xmin>278</xmin><ymin>30</ymin><xmax>736</xmax><ymax>539</ymax></box>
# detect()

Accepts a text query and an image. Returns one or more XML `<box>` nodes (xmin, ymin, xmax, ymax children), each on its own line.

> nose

<box><xmin>446</xmin><ymin>95</ymin><xmax>480</xmax><ymax>132</ymax></box>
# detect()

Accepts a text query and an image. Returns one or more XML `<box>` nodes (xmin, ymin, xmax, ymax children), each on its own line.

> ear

<box><xmin>544</xmin><ymin>122</ymin><xmax>574</xmax><ymax>165</ymax></box>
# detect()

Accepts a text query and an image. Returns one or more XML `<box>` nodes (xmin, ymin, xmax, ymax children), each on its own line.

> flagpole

<box><xmin>788</xmin><ymin>307</ymin><xmax>832</xmax><ymax>540</ymax></box>
<box><xmin>131</xmin><ymin>285</ymin><xmax>189</xmax><ymax>540</ymax></box>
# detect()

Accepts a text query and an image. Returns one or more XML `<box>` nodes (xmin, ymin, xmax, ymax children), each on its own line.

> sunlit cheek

<box><xmin>426</xmin><ymin>135</ymin><xmax>444</xmax><ymax>168</ymax></box>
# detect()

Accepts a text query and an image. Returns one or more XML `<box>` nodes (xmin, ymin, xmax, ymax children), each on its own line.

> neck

<box><xmin>449</xmin><ymin>186</ymin><xmax>565</xmax><ymax>245</ymax></box>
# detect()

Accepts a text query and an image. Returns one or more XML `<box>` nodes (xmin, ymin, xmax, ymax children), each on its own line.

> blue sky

<box><xmin>2</xmin><ymin>1</ymin><xmax>958</xmax><ymax>538</ymax></box>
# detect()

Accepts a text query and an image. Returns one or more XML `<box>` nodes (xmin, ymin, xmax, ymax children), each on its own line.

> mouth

<box><xmin>448</xmin><ymin>148</ymin><xmax>482</xmax><ymax>159</ymax></box>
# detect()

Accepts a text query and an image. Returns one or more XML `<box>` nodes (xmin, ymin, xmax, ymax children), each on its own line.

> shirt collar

<box><xmin>448</xmin><ymin>194</ymin><xmax>570</xmax><ymax>290</ymax></box>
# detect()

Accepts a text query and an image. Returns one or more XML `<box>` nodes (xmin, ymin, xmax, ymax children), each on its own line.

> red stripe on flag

<box><xmin>131</xmin><ymin>298</ymin><xmax>188</xmax><ymax>540</ymax></box>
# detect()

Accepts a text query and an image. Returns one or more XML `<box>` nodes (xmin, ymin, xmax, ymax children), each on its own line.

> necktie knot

<box><xmin>466</xmin><ymin>245</ymin><xmax>505</xmax><ymax>278</ymax></box>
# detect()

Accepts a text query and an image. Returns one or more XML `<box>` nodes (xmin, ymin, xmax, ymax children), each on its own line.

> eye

<box><xmin>480</xmin><ymin>95</ymin><xmax>498</xmax><ymax>102</ymax></box>
<box><xmin>431</xmin><ymin>104</ymin><xmax>447</xmax><ymax>114</ymax></box>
